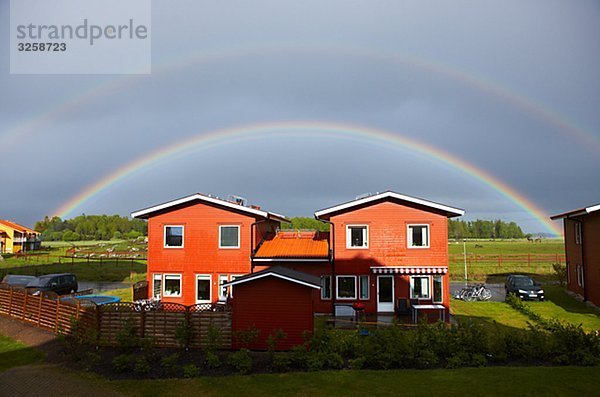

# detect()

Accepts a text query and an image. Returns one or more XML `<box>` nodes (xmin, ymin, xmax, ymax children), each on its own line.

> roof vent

<box><xmin>228</xmin><ymin>195</ymin><xmax>247</xmax><ymax>206</ymax></box>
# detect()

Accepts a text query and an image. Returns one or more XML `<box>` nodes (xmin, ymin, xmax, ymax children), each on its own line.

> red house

<box><xmin>131</xmin><ymin>193</ymin><xmax>287</xmax><ymax>306</ymax></box>
<box><xmin>132</xmin><ymin>191</ymin><xmax>463</xmax><ymax>321</ymax></box>
<box><xmin>551</xmin><ymin>204</ymin><xmax>600</xmax><ymax>307</ymax></box>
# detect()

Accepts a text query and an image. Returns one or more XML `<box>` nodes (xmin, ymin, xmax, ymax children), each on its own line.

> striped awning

<box><xmin>370</xmin><ymin>266</ymin><xmax>448</xmax><ymax>275</ymax></box>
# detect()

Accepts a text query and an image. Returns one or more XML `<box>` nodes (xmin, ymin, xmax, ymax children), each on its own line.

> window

<box><xmin>218</xmin><ymin>275</ymin><xmax>229</xmax><ymax>300</ymax></box>
<box><xmin>336</xmin><ymin>276</ymin><xmax>357</xmax><ymax>299</ymax></box>
<box><xmin>433</xmin><ymin>275</ymin><xmax>443</xmax><ymax>303</ymax></box>
<box><xmin>408</xmin><ymin>224</ymin><xmax>429</xmax><ymax>248</ymax></box>
<box><xmin>575</xmin><ymin>223</ymin><xmax>582</xmax><ymax>245</ymax></box>
<box><xmin>164</xmin><ymin>226</ymin><xmax>184</xmax><ymax>248</ymax></box>
<box><xmin>164</xmin><ymin>274</ymin><xmax>181</xmax><ymax>297</ymax></box>
<box><xmin>196</xmin><ymin>275</ymin><xmax>211</xmax><ymax>303</ymax></box>
<box><xmin>219</xmin><ymin>225</ymin><xmax>240</xmax><ymax>248</ymax></box>
<box><xmin>230</xmin><ymin>275</ymin><xmax>243</xmax><ymax>297</ymax></box>
<box><xmin>153</xmin><ymin>274</ymin><xmax>162</xmax><ymax>299</ymax></box>
<box><xmin>320</xmin><ymin>275</ymin><xmax>331</xmax><ymax>300</ymax></box>
<box><xmin>410</xmin><ymin>276</ymin><xmax>430</xmax><ymax>299</ymax></box>
<box><xmin>576</xmin><ymin>265</ymin><xmax>584</xmax><ymax>288</ymax></box>
<box><xmin>346</xmin><ymin>225</ymin><xmax>368</xmax><ymax>248</ymax></box>
<box><xmin>359</xmin><ymin>275</ymin><xmax>369</xmax><ymax>300</ymax></box>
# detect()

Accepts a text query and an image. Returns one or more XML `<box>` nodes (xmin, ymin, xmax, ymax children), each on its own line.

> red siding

<box><xmin>146</xmin><ymin>201</ymin><xmax>279</xmax><ymax>305</ymax></box>
<box><xmin>327</xmin><ymin>200</ymin><xmax>450</xmax><ymax>316</ymax></box>
<box><xmin>231</xmin><ymin>277</ymin><xmax>315</xmax><ymax>350</ymax></box>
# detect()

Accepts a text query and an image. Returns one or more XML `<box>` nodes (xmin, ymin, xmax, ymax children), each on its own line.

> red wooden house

<box><xmin>131</xmin><ymin>193</ymin><xmax>287</xmax><ymax>306</ymax></box>
<box><xmin>551</xmin><ymin>204</ymin><xmax>600</xmax><ymax>307</ymax></box>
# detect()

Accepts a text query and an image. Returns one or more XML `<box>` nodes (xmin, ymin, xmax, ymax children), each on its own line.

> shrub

<box><xmin>182</xmin><ymin>364</ymin><xmax>200</xmax><ymax>378</ymax></box>
<box><xmin>82</xmin><ymin>351</ymin><xmax>102</xmax><ymax>371</ymax></box>
<box><xmin>205</xmin><ymin>324</ymin><xmax>222</xmax><ymax>352</ymax></box>
<box><xmin>271</xmin><ymin>353</ymin><xmax>291</xmax><ymax>372</ymax></box>
<box><xmin>116</xmin><ymin>319</ymin><xmax>139</xmax><ymax>350</ymax></box>
<box><xmin>160</xmin><ymin>353</ymin><xmax>180</xmax><ymax>375</ymax></box>
<box><xmin>134</xmin><ymin>356</ymin><xmax>151</xmax><ymax>375</ymax></box>
<box><xmin>112</xmin><ymin>354</ymin><xmax>134</xmax><ymax>373</ymax></box>
<box><xmin>205</xmin><ymin>350</ymin><xmax>221</xmax><ymax>369</ymax></box>
<box><xmin>266</xmin><ymin>328</ymin><xmax>287</xmax><ymax>354</ymax></box>
<box><xmin>233</xmin><ymin>326</ymin><xmax>260</xmax><ymax>349</ymax></box>
<box><xmin>553</xmin><ymin>263</ymin><xmax>567</xmax><ymax>286</ymax></box>
<box><xmin>228</xmin><ymin>349</ymin><xmax>252</xmax><ymax>374</ymax></box>
<box><xmin>175</xmin><ymin>318</ymin><xmax>193</xmax><ymax>349</ymax></box>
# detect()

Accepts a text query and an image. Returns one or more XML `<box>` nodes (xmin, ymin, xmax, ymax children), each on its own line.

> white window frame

<box><xmin>218</xmin><ymin>274</ymin><xmax>229</xmax><ymax>300</ymax></box>
<box><xmin>219</xmin><ymin>225</ymin><xmax>241</xmax><ymax>249</ymax></box>
<box><xmin>152</xmin><ymin>273</ymin><xmax>162</xmax><ymax>299</ymax></box>
<box><xmin>432</xmin><ymin>275</ymin><xmax>443</xmax><ymax>303</ymax></box>
<box><xmin>575</xmin><ymin>223</ymin><xmax>582</xmax><ymax>245</ymax></box>
<box><xmin>164</xmin><ymin>225</ymin><xmax>184</xmax><ymax>248</ymax></box>
<box><xmin>346</xmin><ymin>225</ymin><xmax>369</xmax><ymax>249</ymax></box>
<box><xmin>336</xmin><ymin>275</ymin><xmax>357</xmax><ymax>300</ymax></box>
<box><xmin>195</xmin><ymin>274</ymin><xmax>212</xmax><ymax>303</ymax></box>
<box><xmin>163</xmin><ymin>274</ymin><xmax>182</xmax><ymax>297</ymax></box>
<box><xmin>407</xmin><ymin>224</ymin><xmax>430</xmax><ymax>249</ymax></box>
<box><xmin>359</xmin><ymin>275</ymin><xmax>369</xmax><ymax>300</ymax></box>
<box><xmin>410</xmin><ymin>275</ymin><xmax>431</xmax><ymax>300</ymax></box>
<box><xmin>321</xmin><ymin>275</ymin><xmax>332</xmax><ymax>300</ymax></box>
<box><xmin>577</xmin><ymin>265</ymin><xmax>584</xmax><ymax>288</ymax></box>
<box><xmin>229</xmin><ymin>274</ymin><xmax>243</xmax><ymax>297</ymax></box>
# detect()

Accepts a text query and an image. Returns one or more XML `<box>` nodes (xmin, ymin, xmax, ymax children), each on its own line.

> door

<box><xmin>377</xmin><ymin>275</ymin><xmax>394</xmax><ymax>312</ymax></box>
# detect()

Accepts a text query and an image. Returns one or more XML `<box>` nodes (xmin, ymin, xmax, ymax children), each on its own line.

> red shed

<box><xmin>225</xmin><ymin>266</ymin><xmax>320</xmax><ymax>350</ymax></box>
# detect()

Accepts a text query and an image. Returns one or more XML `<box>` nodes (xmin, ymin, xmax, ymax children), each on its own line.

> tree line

<box><xmin>34</xmin><ymin>215</ymin><xmax>148</xmax><ymax>241</ymax></box>
<box><xmin>33</xmin><ymin>215</ymin><xmax>525</xmax><ymax>241</ymax></box>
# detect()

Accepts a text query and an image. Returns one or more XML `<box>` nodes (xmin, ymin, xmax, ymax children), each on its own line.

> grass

<box><xmin>522</xmin><ymin>285</ymin><xmax>600</xmax><ymax>331</ymax></box>
<box><xmin>0</xmin><ymin>333</ymin><xmax>43</xmax><ymax>371</ymax></box>
<box><xmin>450</xmin><ymin>298</ymin><xmax>531</xmax><ymax>331</ymax></box>
<box><xmin>448</xmin><ymin>239</ymin><xmax>565</xmax><ymax>255</ymax></box>
<box><xmin>110</xmin><ymin>366</ymin><xmax>600</xmax><ymax>397</ymax></box>
<box><xmin>106</xmin><ymin>286</ymin><xmax>134</xmax><ymax>301</ymax></box>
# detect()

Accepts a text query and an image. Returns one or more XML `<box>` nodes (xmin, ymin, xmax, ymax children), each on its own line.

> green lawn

<box><xmin>105</xmin><ymin>286</ymin><xmax>134</xmax><ymax>301</ymax></box>
<box><xmin>448</xmin><ymin>239</ymin><xmax>565</xmax><ymax>255</ymax></box>
<box><xmin>110</xmin><ymin>366</ymin><xmax>600</xmax><ymax>397</ymax></box>
<box><xmin>522</xmin><ymin>285</ymin><xmax>600</xmax><ymax>331</ymax></box>
<box><xmin>0</xmin><ymin>334</ymin><xmax>43</xmax><ymax>371</ymax></box>
<box><xmin>450</xmin><ymin>298</ymin><xmax>531</xmax><ymax>331</ymax></box>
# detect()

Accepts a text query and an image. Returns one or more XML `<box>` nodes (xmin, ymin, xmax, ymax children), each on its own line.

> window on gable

<box><xmin>408</xmin><ymin>224</ymin><xmax>430</xmax><ymax>248</ymax></box>
<box><xmin>164</xmin><ymin>226</ymin><xmax>184</xmax><ymax>248</ymax></box>
<box><xmin>220</xmin><ymin>225</ymin><xmax>240</xmax><ymax>248</ymax></box>
<box><xmin>347</xmin><ymin>225</ymin><xmax>368</xmax><ymax>248</ymax></box>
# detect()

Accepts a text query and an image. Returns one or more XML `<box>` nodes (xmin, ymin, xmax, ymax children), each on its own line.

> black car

<box><xmin>505</xmin><ymin>275</ymin><xmax>544</xmax><ymax>301</ymax></box>
<box><xmin>26</xmin><ymin>273</ymin><xmax>78</xmax><ymax>296</ymax></box>
<box><xmin>1</xmin><ymin>274</ymin><xmax>36</xmax><ymax>288</ymax></box>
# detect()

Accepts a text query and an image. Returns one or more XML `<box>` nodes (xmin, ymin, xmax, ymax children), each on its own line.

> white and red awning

<box><xmin>370</xmin><ymin>266</ymin><xmax>448</xmax><ymax>275</ymax></box>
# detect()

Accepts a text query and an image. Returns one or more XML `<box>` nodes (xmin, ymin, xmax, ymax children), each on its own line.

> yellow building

<box><xmin>0</xmin><ymin>220</ymin><xmax>41</xmax><ymax>254</ymax></box>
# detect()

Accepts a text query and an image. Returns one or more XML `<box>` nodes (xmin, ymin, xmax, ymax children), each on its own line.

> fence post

<box><xmin>8</xmin><ymin>287</ymin><xmax>13</xmax><ymax>317</ymax></box>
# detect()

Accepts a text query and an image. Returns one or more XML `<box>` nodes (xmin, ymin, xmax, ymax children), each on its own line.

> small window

<box><xmin>336</xmin><ymin>276</ymin><xmax>357</xmax><ymax>299</ymax></box>
<box><xmin>433</xmin><ymin>275</ymin><xmax>443</xmax><ymax>303</ymax></box>
<box><xmin>320</xmin><ymin>275</ymin><xmax>331</xmax><ymax>300</ymax></box>
<box><xmin>359</xmin><ymin>275</ymin><xmax>369</xmax><ymax>300</ymax></box>
<box><xmin>575</xmin><ymin>223</ymin><xmax>582</xmax><ymax>245</ymax></box>
<box><xmin>219</xmin><ymin>225</ymin><xmax>240</xmax><ymax>248</ymax></box>
<box><xmin>410</xmin><ymin>276</ymin><xmax>430</xmax><ymax>299</ymax></box>
<box><xmin>230</xmin><ymin>275</ymin><xmax>243</xmax><ymax>297</ymax></box>
<box><xmin>164</xmin><ymin>274</ymin><xmax>182</xmax><ymax>297</ymax></box>
<box><xmin>408</xmin><ymin>224</ymin><xmax>430</xmax><ymax>248</ymax></box>
<box><xmin>347</xmin><ymin>225</ymin><xmax>368</xmax><ymax>248</ymax></box>
<box><xmin>164</xmin><ymin>226</ymin><xmax>184</xmax><ymax>248</ymax></box>
<box><xmin>196</xmin><ymin>275</ymin><xmax>211</xmax><ymax>303</ymax></box>
<box><xmin>576</xmin><ymin>265</ymin><xmax>584</xmax><ymax>288</ymax></box>
<box><xmin>218</xmin><ymin>275</ymin><xmax>229</xmax><ymax>300</ymax></box>
<box><xmin>153</xmin><ymin>274</ymin><xmax>162</xmax><ymax>299</ymax></box>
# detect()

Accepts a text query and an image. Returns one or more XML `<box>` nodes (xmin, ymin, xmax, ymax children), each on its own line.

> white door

<box><xmin>377</xmin><ymin>275</ymin><xmax>394</xmax><ymax>312</ymax></box>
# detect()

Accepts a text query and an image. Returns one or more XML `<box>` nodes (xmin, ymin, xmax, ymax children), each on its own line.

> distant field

<box><xmin>448</xmin><ymin>239</ymin><xmax>565</xmax><ymax>255</ymax></box>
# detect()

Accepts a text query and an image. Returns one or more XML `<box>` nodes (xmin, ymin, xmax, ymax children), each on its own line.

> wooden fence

<box><xmin>0</xmin><ymin>284</ymin><xmax>231</xmax><ymax>349</ymax></box>
<box><xmin>449</xmin><ymin>253</ymin><xmax>565</xmax><ymax>271</ymax></box>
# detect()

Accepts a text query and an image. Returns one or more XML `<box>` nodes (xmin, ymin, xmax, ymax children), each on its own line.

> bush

<box><xmin>205</xmin><ymin>350</ymin><xmax>221</xmax><ymax>369</ymax></box>
<box><xmin>228</xmin><ymin>349</ymin><xmax>252</xmax><ymax>374</ymax></box>
<box><xmin>271</xmin><ymin>353</ymin><xmax>291</xmax><ymax>372</ymax></box>
<box><xmin>205</xmin><ymin>324</ymin><xmax>222</xmax><ymax>353</ymax></box>
<box><xmin>112</xmin><ymin>354</ymin><xmax>135</xmax><ymax>373</ymax></box>
<box><xmin>160</xmin><ymin>353</ymin><xmax>180</xmax><ymax>375</ymax></box>
<box><xmin>266</xmin><ymin>328</ymin><xmax>287</xmax><ymax>353</ymax></box>
<box><xmin>82</xmin><ymin>351</ymin><xmax>102</xmax><ymax>371</ymax></box>
<box><xmin>553</xmin><ymin>263</ymin><xmax>567</xmax><ymax>286</ymax></box>
<box><xmin>134</xmin><ymin>356</ymin><xmax>151</xmax><ymax>375</ymax></box>
<box><xmin>175</xmin><ymin>319</ymin><xmax>193</xmax><ymax>349</ymax></box>
<box><xmin>233</xmin><ymin>326</ymin><xmax>260</xmax><ymax>349</ymax></box>
<box><xmin>182</xmin><ymin>364</ymin><xmax>200</xmax><ymax>378</ymax></box>
<box><xmin>116</xmin><ymin>319</ymin><xmax>140</xmax><ymax>350</ymax></box>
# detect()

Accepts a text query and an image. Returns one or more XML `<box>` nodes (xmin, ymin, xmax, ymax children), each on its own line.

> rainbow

<box><xmin>52</xmin><ymin>121</ymin><xmax>562</xmax><ymax>235</ymax></box>
<box><xmin>1</xmin><ymin>45</ymin><xmax>599</xmax><ymax>154</ymax></box>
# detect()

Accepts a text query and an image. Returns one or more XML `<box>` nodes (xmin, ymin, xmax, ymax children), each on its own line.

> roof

<box><xmin>550</xmin><ymin>203</ymin><xmax>600</xmax><ymax>220</ymax></box>
<box><xmin>253</xmin><ymin>231</ymin><xmax>330</xmax><ymax>260</ymax></box>
<box><xmin>0</xmin><ymin>220</ymin><xmax>39</xmax><ymax>234</ymax></box>
<box><xmin>131</xmin><ymin>193</ymin><xmax>289</xmax><ymax>222</ymax></box>
<box><xmin>222</xmin><ymin>266</ymin><xmax>321</xmax><ymax>289</ymax></box>
<box><xmin>314</xmin><ymin>191</ymin><xmax>465</xmax><ymax>219</ymax></box>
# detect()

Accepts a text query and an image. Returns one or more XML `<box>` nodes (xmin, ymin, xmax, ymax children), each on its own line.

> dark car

<box><xmin>505</xmin><ymin>275</ymin><xmax>544</xmax><ymax>301</ymax></box>
<box><xmin>26</xmin><ymin>273</ymin><xmax>78</xmax><ymax>296</ymax></box>
<box><xmin>1</xmin><ymin>274</ymin><xmax>36</xmax><ymax>288</ymax></box>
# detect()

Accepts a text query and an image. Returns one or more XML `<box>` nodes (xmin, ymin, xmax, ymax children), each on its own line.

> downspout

<box><xmin>316</xmin><ymin>216</ymin><xmax>335</xmax><ymax>317</ymax></box>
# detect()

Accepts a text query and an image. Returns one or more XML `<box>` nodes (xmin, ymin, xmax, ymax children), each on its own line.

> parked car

<box><xmin>505</xmin><ymin>275</ymin><xmax>544</xmax><ymax>301</ymax></box>
<box><xmin>26</xmin><ymin>273</ymin><xmax>78</xmax><ymax>296</ymax></box>
<box><xmin>1</xmin><ymin>274</ymin><xmax>36</xmax><ymax>288</ymax></box>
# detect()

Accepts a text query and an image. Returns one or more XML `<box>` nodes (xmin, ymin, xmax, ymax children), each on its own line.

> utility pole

<box><xmin>463</xmin><ymin>238</ymin><xmax>468</xmax><ymax>287</ymax></box>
